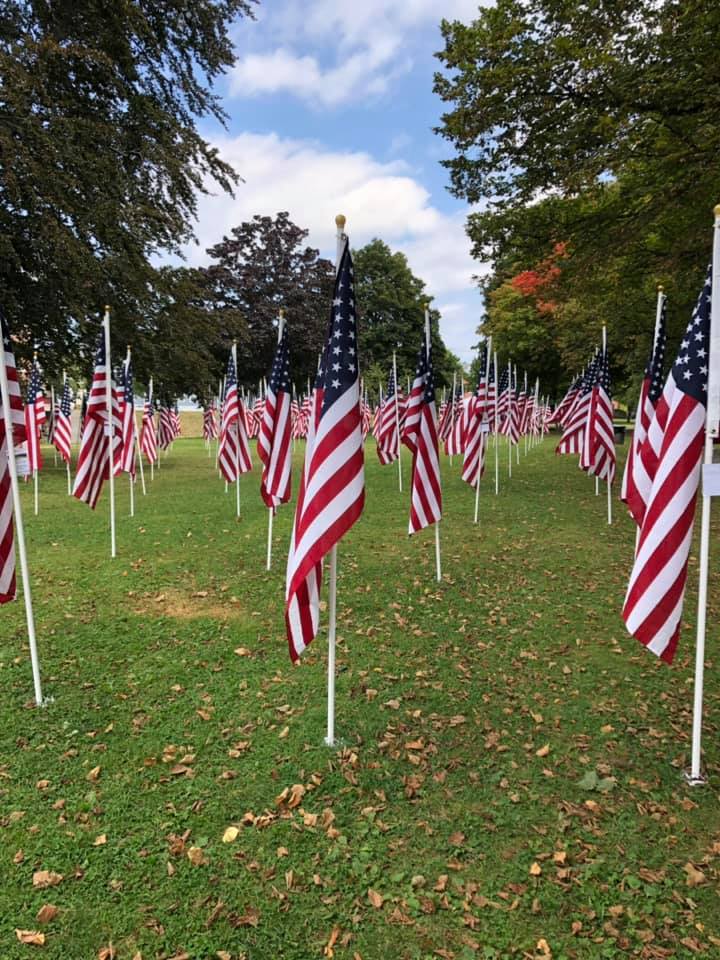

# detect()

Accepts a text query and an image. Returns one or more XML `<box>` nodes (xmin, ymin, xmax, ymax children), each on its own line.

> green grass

<box><xmin>1</xmin><ymin>438</ymin><xmax>718</xmax><ymax>960</ymax></box>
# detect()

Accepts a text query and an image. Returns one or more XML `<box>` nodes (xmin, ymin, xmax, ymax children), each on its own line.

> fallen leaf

<box><xmin>187</xmin><ymin>846</ymin><xmax>208</xmax><ymax>866</ymax></box>
<box><xmin>367</xmin><ymin>888</ymin><xmax>384</xmax><ymax>909</ymax></box>
<box><xmin>93</xmin><ymin>834</ymin><xmax>107</xmax><ymax>846</ymax></box>
<box><xmin>529</xmin><ymin>862</ymin><xmax>542</xmax><ymax>877</ymax></box>
<box><xmin>683</xmin><ymin>862</ymin><xmax>707</xmax><ymax>887</ymax></box>
<box><xmin>36</xmin><ymin>904</ymin><xmax>59</xmax><ymax>924</ymax></box>
<box><xmin>222</xmin><ymin>827</ymin><xmax>239</xmax><ymax>844</ymax></box>
<box><xmin>535</xmin><ymin>744</ymin><xmax>550</xmax><ymax>758</ymax></box>
<box><xmin>98</xmin><ymin>947</ymin><xmax>116</xmax><ymax>960</ymax></box>
<box><xmin>86</xmin><ymin>766</ymin><xmax>101</xmax><ymax>783</ymax></box>
<box><xmin>32</xmin><ymin>870</ymin><xmax>63</xmax><ymax>889</ymax></box>
<box><xmin>15</xmin><ymin>930</ymin><xmax>45</xmax><ymax>946</ymax></box>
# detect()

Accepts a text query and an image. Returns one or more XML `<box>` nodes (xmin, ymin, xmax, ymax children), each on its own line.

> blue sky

<box><xmin>182</xmin><ymin>0</ymin><xmax>486</xmax><ymax>364</ymax></box>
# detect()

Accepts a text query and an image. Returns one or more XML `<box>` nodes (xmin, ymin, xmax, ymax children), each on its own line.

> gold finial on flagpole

<box><xmin>657</xmin><ymin>284</ymin><xmax>664</xmax><ymax>292</ymax></box>
<box><xmin>279</xmin><ymin>307</ymin><xmax>285</xmax><ymax>318</ymax></box>
<box><xmin>714</xmin><ymin>204</ymin><xmax>720</xmax><ymax>217</ymax></box>
<box><xmin>335</xmin><ymin>214</ymin><xmax>346</xmax><ymax>229</ymax></box>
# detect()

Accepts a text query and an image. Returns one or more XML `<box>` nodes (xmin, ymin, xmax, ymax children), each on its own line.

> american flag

<box><xmin>293</xmin><ymin>392</ymin><xmax>311</xmax><ymax>439</ymax></box>
<box><xmin>516</xmin><ymin>374</ymin><xmax>528</xmax><ymax>436</ymax></box>
<box><xmin>623</xmin><ymin>270</ymin><xmax>711</xmax><ymax>663</ymax></box>
<box><xmin>52</xmin><ymin>379</ymin><xmax>73</xmax><ymax>463</ymax></box>
<box><xmin>258</xmin><ymin>323</ymin><xmax>292</xmax><ymax>509</ymax></box>
<box><xmin>285</xmin><ymin>239</ymin><xmax>364</xmax><ymax>661</ymax></box>
<box><xmin>171</xmin><ymin>403</ymin><xmax>181</xmax><ymax>439</ymax></box>
<box><xmin>117</xmin><ymin>353</ymin><xmax>136</xmax><ymax>476</ymax></box>
<box><xmin>24</xmin><ymin>358</ymin><xmax>44</xmax><ymax>475</ymax></box>
<box><xmin>72</xmin><ymin>330</ymin><xmax>120</xmax><ymax>509</ymax></box>
<box><xmin>157</xmin><ymin>403</ymin><xmax>175</xmax><ymax>450</ymax></box>
<box><xmin>1</xmin><ymin>311</ymin><xmax>26</xmax><ymax>604</ymax></box>
<box><xmin>495</xmin><ymin>366</ymin><xmax>509</xmax><ymax>427</ymax></box>
<box><xmin>218</xmin><ymin>350</ymin><xmax>252</xmax><ymax>483</ymax></box>
<box><xmin>437</xmin><ymin>395</ymin><xmax>452</xmax><ymax>442</ymax></box>
<box><xmin>46</xmin><ymin>388</ymin><xmax>55</xmax><ymax>445</ymax></box>
<box><xmin>361</xmin><ymin>392</ymin><xmax>372</xmax><ymax>440</ymax></box>
<box><xmin>549</xmin><ymin>374</ymin><xmax>580</xmax><ymax>426</ymax></box>
<box><xmin>140</xmin><ymin>386</ymin><xmax>157</xmax><ymax>465</ymax></box>
<box><xmin>621</xmin><ymin>296</ymin><xmax>667</xmax><ymax>524</ymax></box>
<box><xmin>375</xmin><ymin>366</ymin><xmax>403</xmax><ymax>465</ymax></box>
<box><xmin>581</xmin><ymin>345</ymin><xmax>615</xmax><ymax>482</ymax></box>
<box><xmin>500</xmin><ymin>367</ymin><xmax>519</xmax><ymax>444</ymax></box>
<box><xmin>403</xmin><ymin>332</ymin><xmax>442</xmax><ymax>534</ymax></box>
<box><xmin>251</xmin><ymin>393</ymin><xmax>264</xmax><ymax>439</ymax></box>
<box><xmin>556</xmin><ymin>354</ymin><xmax>599</xmax><ymax>455</ymax></box>
<box><xmin>444</xmin><ymin>385</ymin><xmax>465</xmax><ymax>456</ymax></box>
<box><xmin>203</xmin><ymin>402</ymin><xmax>218</xmax><ymax>440</ymax></box>
<box><xmin>462</xmin><ymin>347</ymin><xmax>489</xmax><ymax>487</ymax></box>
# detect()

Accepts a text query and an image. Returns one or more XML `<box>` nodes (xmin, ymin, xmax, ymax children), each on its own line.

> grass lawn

<box><xmin>0</xmin><ymin>437</ymin><xmax>718</xmax><ymax>960</ymax></box>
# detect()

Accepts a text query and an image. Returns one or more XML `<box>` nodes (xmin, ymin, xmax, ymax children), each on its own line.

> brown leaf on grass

<box><xmin>32</xmin><ymin>870</ymin><xmax>63</xmax><ymax>888</ymax></box>
<box><xmin>324</xmin><ymin>927</ymin><xmax>340</xmax><ymax>958</ymax></box>
<box><xmin>222</xmin><ymin>827</ymin><xmax>239</xmax><ymax>844</ymax></box>
<box><xmin>449</xmin><ymin>831</ymin><xmax>466</xmax><ymax>847</ymax></box>
<box><xmin>529</xmin><ymin>862</ymin><xmax>542</xmax><ymax>877</ymax></box>
<box><xmin>187</xmin><ymin>846</ymin><xmax>208</xmax><ymax>866</ymax></box>
<box><xmin>93</xmin><ymin>834</ymin><xmax>107</xmax><ymax>846</ymax></box>
<box><xmin>536</xmin><ymin>940</ymin><xmax>551</xmax><ymax>957</ymax></box>
<box><xmin>15</xmin><ymin>929</ymin><xmax>45</xmax><ymax>946</ymax></box>
<box><xmin>13</xmin><ymin>849</ymin><xmax>24</xmax><ymax>864</ymax></box>
<box><xmin>367</xmin><ymin>888</ymin><xmax>384</xmax><ymax>909</ymax></box>
<box><xmin>98</xmin><ymin>947</ymin><xmax>116</xmax><ymax>960</ymax></box>
<box><xmin>86</xmin><ymin>766</ymin><xmax>101</xmax><ymax>783</ymax></box>
<box><xmin>36</xmin><ymin>904</ymin><xmax>58</xmax><ymax>924</ymax></box>
<box><xmin>535</xmin><ymin>744</ymin><xmax>550</xmax><ymax>758</ymax></box>
<box><xmin>683</xmin><ymin>862</ymin><xmax>707</xmax><ymax>887</ymax></box>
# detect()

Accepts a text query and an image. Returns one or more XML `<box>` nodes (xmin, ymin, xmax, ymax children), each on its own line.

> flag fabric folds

<box><xmin>258</xmin><ymin>324</ymin><xmax>292</xmax><ymax>509</ymax></box>
<box><xmin>402</xmin><ymin>335</ymin><xmax>441</xmax><ymax>534</ymax></box>
<box><xmin>72</xmin><ymin>333</ymin><xmax>120</xmax><ymax>509</ymax></box>
<box><xmin>52</xmin><ymin>380</ymin><xmax>73</xmax><ymax>463</ymax></box>
<box><xmin>285</xmin><ymin>240</ymin><xmax>364</xmax><ymax>662</ymax></box>
<box><xmin>622</xmin><ymin>270</ymin><xmax>711</xmax><ymax>663</ymax></box>
<box><xmin>24</xmin><ymin>358</ymin><xmax>44</xmax><ymax>474</ymax></box>
<box><xmin>140</xmin><ymin>389</ymin><xmax>158</xmax><ymax>464</ymax></box>
<box><xmin>118</xmin><ymin>355</ymin><xmax>136</xmax><ymax>477</ymax></box>
<box><xmin>157</xmin><ymin>404</ymin><xmax>175</xmax><ymax>451</ymax></box>
<box><xmin>203</xmin><ymin>403</ymin><xmax>218</xmax><ymax>441</ymax></box>
<box><xmin>218</xmin><ymin>352</ymin><xmax>252</xmax><ymax>483</ymax></box>
<box><xmin>462</xmin><ymin>348</ymin><xmax>489</xmax><ymax>487</ymax></box>
<box><xmin>622</xmin><ymin>298</ymin><xmax>668</xmax><ymax>524</ymax></box>
<box><xmin>581</xmin><ymin>346</ymin><xmax>616</xmax><ymax>482</ymax></box>
<box><xmin>375</xmin><ymin>366</ymin><xmax>402</xmax><ymax>465</ymax></box>
<box><xmin>1</xmin><ymin>312</ymin><xmax>26</xmax><ymax>604</ymax></box>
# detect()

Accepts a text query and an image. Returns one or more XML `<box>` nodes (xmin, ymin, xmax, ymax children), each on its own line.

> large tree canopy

<box><xmin>0</xmin><ymin>0</ymin><xmax>255</xmax><ymax>377</ymax></box>
<box><xmin>434</xmin><ymin>0</ymin><xmax>720</xmax><ymax>397</ymax></box>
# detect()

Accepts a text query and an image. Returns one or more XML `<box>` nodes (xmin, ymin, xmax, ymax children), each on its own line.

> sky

<box><xmin>182</xmin><ymin>0</ymin><xmax>487</xmax><ymax>364</ymax></box>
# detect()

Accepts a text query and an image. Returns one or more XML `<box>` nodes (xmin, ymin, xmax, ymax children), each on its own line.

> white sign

<box><xmin>14</xmin><ymin>446</ymin><xmax>31</xmax><ymax>477</ymax></box>
<box><xmin>702</xmin><ymin>463</ymin><xmax>720</xmax><ymax>497</ymax></box>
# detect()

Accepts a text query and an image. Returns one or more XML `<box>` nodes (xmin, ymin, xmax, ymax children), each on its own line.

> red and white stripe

<box><xmin>403</xmin><ymin>344</ymin><xmax>442</xmax><ymax>534</ymax></box>
<box><xmin>1</xmin><ymin>314</ymin><xmax>26</xmax><ymax>604</ymax></box>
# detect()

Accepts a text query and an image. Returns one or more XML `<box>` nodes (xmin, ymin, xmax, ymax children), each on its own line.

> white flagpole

<box><xmin>688</xmin><ymin>205</ymin><xmax>720</xmax><ymax>785</ymax></box>
<box><xmin>266</xmin><ymin>308</ymin><xmax>285</xmax><ymax>571</ymax></box>
<box><xmin>392</xmin><ymin>351</ymin><xmax>403</xmax><ymax>492</ymax></box>
<box><xmin>51</xmin><ymin>384</ymin><xmax>57</xmax><ymax>467</ymax></box>
<box><xmin>123</xmin><ymin>348</ymin><xmax>136</xmax><ymax>517</ymax></box>
<box><xmin>326</xmin><ymin>213</ymin><xmax>346</xmax><ymax>748</ymax></box>
<box><xmin>507</xmin><ymin>361</ymin><xmax>512</xmax><ymax>479</ymax></box>
<box><xmin>64</xmin><ymin>372</ymin><xmax>71</xmax><ymax>495</ymax></box>
<box><xmin>494</xmin><ymin>351</ymin><xmax>499</xmax><ymax>495</ymax></box>
<box><xmin>33</xmin><ymin>469</ymin><xmax>38</xmax><ymax>516</ymax></box>
<box><xmin>474</xmin><ymin>338</ymin><xmax>491</xmax><ymax>524</ymax></box>
<box><xmin>424</xmin><ymin>305</ymin><xmax>442</xmax><ymax>582</ymax></box>
<box><xmin>0</xmin><ymin>330</ymin><xmax>43</xmax><ymax>705</ymax></box>
<box><xmin>234</xmin><ymin>350</ymin><xmax>241</xmax><ymax>519</ymax></box>
<box><xmin>514</xmin><ymin>366</ymin><xmax>520</xmax><ymax>465</ymax></box>
<box><xmin>449</xmin><ymin>370</ymin><xmax>456</xmax><ymax>467</ymax></box>
<box><xmin>602</xmin><ymin>326</ymin><xmax>612</xmax><ymax>524</ymax></box>
<box><xmin>103</xmin><ymin>308</ymin><xmax>116</xmax><ymax>558</ymax></box>
<box><xmin>134</xmin><ymin>417</ymin><xmax>146</xmax><ymax>495</ymax></box>
<box><xmin>523</xmin><ymin>370</ymin><xmax>528</xmax><ymax>456</ymax></box>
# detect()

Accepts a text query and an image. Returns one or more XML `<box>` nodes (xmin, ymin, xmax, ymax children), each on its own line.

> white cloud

<box><xmin>184</xmin><ymin>131</ymin><xmax>483</xmax><ymax>360</ymax></box>
<box><xmin>230</xmin><ymin>0</ymin><xmax>482</xmax><ymax>107</ymax></box>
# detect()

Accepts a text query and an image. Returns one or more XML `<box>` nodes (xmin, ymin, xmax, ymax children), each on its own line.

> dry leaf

<box><xmin>86</xmin><ymin>766</ymin><xmax>101</xmax><ymax>783</ymax></box>
<box><xmin>36</xmin><ymin>904</ymin><xmax>58</xmax><ymax>924</ymax></box>
<box><xmin>32</xmin><ymin>870</ymin><xmax>63</xmax><ymax>889</ymax></box>
<box><xmin>15</xmin><ymin>930</ymin><xmax>45</xmax><ymax>946</ymax></box>
<box><xmin>683</xmin><ymin>862</ymin><xmax>707</xmax><ymax>887</ymax></box>
<box><xmin>529</xmin><ymin>862</ymin><xmax>542</xmax><ymax>877</ymax></box>
<box><xmin>535</xmin><ymin>744</ymin><xmax>550</xmax><ymax>758</ymax></box>
<box><xmin>93</xmin><ymin>834</ymin><xmax>107</xmax><ymax>846</ymax></box>
<box><xmin>222</xmin><ymin>827</ymin><xmax>239</xmax><ymax>844</ymax></box>
<box><xmin>13</xmin><ymin>849</ymin><xmax>24</xmax><ymax>864</ymax></box>
<box><xmin>98</xmin><ymin>947</ymin><xmax>116</xmax><ymax>960</ymax></box>
<box><xmin>367</xmin><ymin>888</ymin><xmax>384</xmax><ymax>909</ymax></box>
<box><xmin>187</xmin><ymin>846</ymin><xmax>208</xmax><ymax>866</ymax></box>
<box><xmin>536</xmin><ymin>939</ymin><xmax>551</xmax><ymax>957</ymax></box>
<box><xmin>278</xmin><ymin>726</ymin><xmax>289</xmax><ymax>740</ymax></box>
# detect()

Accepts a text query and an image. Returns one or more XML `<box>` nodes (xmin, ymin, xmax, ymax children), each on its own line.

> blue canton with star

<box><xmin>27</xmin><ymin>360</ymin><xmax>42</xmax><ymax>405</ymax></box>
<box><xmin>122</xmin><ymin>357</ymin><xmax>134</xmax><ymax>405</ymax></box>
<box><xmin>225</xmin><ymin>352</ymin><xmax>237</xmax><ymax>397</ymax></box>
<box><xmin>269</xmin><ymin>324</ymin><xmax>291</xmax><ymax>395</ymax></box>
<box><xmin>317</xmin><ymin>242</ymin><xmax>358</xmax><ymax>414</ymax></box>
<box><xmin>60</xmin><ymin>381</ymin><xmax>73</xmax><ymax>416</ymax></box>
<box><xmin>411</xmin><ymin>335</ymin><xmax>436</xmax><ymax>406</ymax></box>
<box><xmin>385</xmin><ymin>367</ymin><xmax>396</xmax><ymax>400</ymax></box>
<box><xmin>672</xmin><ymin>267</ymin><xmax>711</xmax><ymax>406</ymax></box>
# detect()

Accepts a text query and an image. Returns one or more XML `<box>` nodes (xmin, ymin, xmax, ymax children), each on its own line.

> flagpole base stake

<box><xmin>683</xmin><ymin>769</ymin><xmax>707</xmax><ymax>787</ymax></box>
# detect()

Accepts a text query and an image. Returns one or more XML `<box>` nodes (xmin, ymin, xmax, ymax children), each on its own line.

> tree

<box><xmin>352</xmin><ymin>239</ymin><xmax>457</xmax><ymax>389</ymax></box>
<box><xmin>434</xmin><ymin>0</ymin><xmax>720</xmax><ymax>390</ymax></box>
<box><xmin>0</xmin><ymin>0</ymin><xmax>256</xmax><ymax>376</ymax></box>
<box><xmin>200</xmin><ymin>213</ymin><xmax>335</xmax><ymax>395</ymax></box>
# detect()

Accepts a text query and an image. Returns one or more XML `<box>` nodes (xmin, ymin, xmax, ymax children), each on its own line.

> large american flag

<box><xmin>375</xmin><ymin>366</ymin><xmax>402</xmax><ymax>465</ymax></box>
<box><xmin>499</xmin><ymin>366</ymin><xmax>519</xmax><ymax>444</ymax></box>
<box><xmin>258</xmin><ymin>323</ymin><xmax>292</xmax><ymax>509</ymax></box>
<box><xmin>72</xmin><ymin>331</ymin><xmax>120</xmax><ymax>509</ymax></box>
<box><xmin>285</xmin><ymin>239</ymin><xmax>364</xmax><ymax>661</ymax></box>
<box><xmin>495</xmin><ymin>366</ymin><xmax>509</xmax><ymax>428</ymax></box>
<box><xmin>140</xmin><ymin>385</ymin><xmax>157</xmax><ymax>464</ymax></box>
<box><xmin>1</xmin><ymin>311</ymin><xmax>26</xmax><ymax>604</ymax></box>
<box><xmin>24</xmin><ymin>358</ymin><xmax>44</xmax><ymax>475</ymax></box>
<box><xmin>218</xmin><ymin>351</ymin><xmax>252</xmax><ymax>483</ymax></box>
<box><xmin>581</xmin><ymin>345</ymin><xmax>616</xmax><ymax>482</ymax></box>
<box><xmin>621</xmin><ymin>296</ymin><xmax>668</xmax><ymax>524</ymax></box>
<box><xmin>403</xmin><ymin>332</ymin><xmax>442</xmax><ymax>534</ymax></box>
<box><xmin>52</xmin><ymin>379</ymin><xmax>73</xmax><ymax>464</ymax></box>
<box><xmin>623</xmin><ymin>270</ymin><xmax>711</xmax><ymax>663</ymax></box>
<box><xmin>556</xmin><ymin>354</ymin><xmax>599</xmax><ymax>456</ymax></box>
<box><xmin>462</xmin><ymin>346</ymin><xmax>489</xmax><ymax>487</ymax></box>
<box><xmin>118</xmin><ymin>354</ymin><xmax>136</xmax><ymax>476</ymax></box>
